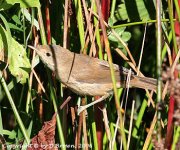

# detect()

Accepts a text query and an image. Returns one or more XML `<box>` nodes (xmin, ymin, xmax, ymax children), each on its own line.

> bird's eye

<box><xmin>46</xmin><ymin>52</ymin><xmax>51</xmax><ymax>57</ymax></box>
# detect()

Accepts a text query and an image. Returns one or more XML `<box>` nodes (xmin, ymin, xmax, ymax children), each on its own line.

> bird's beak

<box><xmin>28</xmin><ymin>45</ymin><xmax>39</xmax><ymax>52</ymax></box>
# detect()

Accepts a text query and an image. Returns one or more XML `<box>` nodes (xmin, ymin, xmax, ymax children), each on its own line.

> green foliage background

<box><xmin>0</xmin><ymin>0</ymin><xmax>179</xmax><ymax>149</ymax></box>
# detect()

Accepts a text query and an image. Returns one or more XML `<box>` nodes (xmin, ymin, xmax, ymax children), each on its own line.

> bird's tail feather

<box><xmin>116</xmin><ymin>66</ymin><xmax>157</xmax><ymax>91</ymax></box>
<box><xmin>129</xmin><ymin>75</ymin><xmax>157</xmax><ymax>91</ymax></box>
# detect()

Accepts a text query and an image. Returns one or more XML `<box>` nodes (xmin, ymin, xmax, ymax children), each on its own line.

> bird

<box><xmin>29</xmin><ymin>44</ymin><xmax>157</xmax><ymax>113</ymax></box>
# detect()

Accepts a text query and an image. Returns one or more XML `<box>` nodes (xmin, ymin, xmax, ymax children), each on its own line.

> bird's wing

<box><xmin>69</xmin><ymin>54</ymin><xmax>120</xmax><ymax>84</ymax></box>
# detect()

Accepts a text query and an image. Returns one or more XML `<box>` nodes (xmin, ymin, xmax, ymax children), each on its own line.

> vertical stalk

<box><xmin>37</xmin><ymin>7</ymin><xmax>47</xmax><ymax>45</ymax></box>
<box><xmin>74</xmin><ymin>0</ymin><xmax>85</xmax><ymax>48</ymax></box>
<box><xmin>92</xmin><ymin>3</ymin><xmax>103</xmax><ymax>59</ymax></box>
<box><xmin>89</xmin><ymin>106</ymin><xmax>98</xmax><ymax>149</ymax></box>
<box><xmin>172</xmin><ymin>126</ymin><xmax>180</xmax><ymax>149</ymax></box>
<box><xmin>156</xmin><ymin>0</ymin><xmax>162</xmax><ymax>141</ymax></box>
<box><xmin>37</xmin><ymin>6</ymin><xmax>66</xmax><ymax>149</ymax></box>
<box><xmin>167</xmin><ymin>0</ymin><xmax>178</xmax><ymax>54</ymax></box>
<box><xmin>0</xmin><ymin>72</ymin><xmax>30</xmax><ymax>144</ymax></box>
<box><xmin>95</xmin><ymin>0</ymin><xmax>127</xmax><ymax>149</ymax></box>
<box><xmin>22</xmin><ymin>8</ymin><xmax>26</xmax><ymax>46</ymax></box>
<box><xmin>132</xmin><ymin>97</ymin><xmax>147</xmax><ymax>138</ymax></box>
<box><xmin>110</xmin><ymin>0</ymin><xmax>116</xmax><ymax>19</ymax></box>
<box><xmin>174</xmin><ymin>0</ymin><xmax>180</xmax><ymax>21</ymax></box>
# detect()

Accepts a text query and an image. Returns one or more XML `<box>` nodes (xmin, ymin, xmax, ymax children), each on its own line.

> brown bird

<box><xmin>29</xmin><ymin>45</ymin><xmax>157</xmax><ymax>113</ymax></box>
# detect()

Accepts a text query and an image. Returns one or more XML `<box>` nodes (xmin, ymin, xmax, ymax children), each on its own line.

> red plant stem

<box><xmin>94</xmin><ymin>96</ymin><xmax>104</xmax><ymax>150</ymax></box>
<box><xmin>165</xmin><ymin>1</ymin><xmax>180</xmax><ymax>148</ymax></box>
<box><xmin>174</xmin><ymin>0</ymin><xmax>180</xmax><ymax>37</ymax></box>
<box><xmin>45</xmin><ymin>0</ymin><xmax>51</xmax><ymax>44</ymax></box>
<box><xmin>165</xmin><ymin>96</ymin><xmax>175</xmax><ymax>149</ymax></box>
<box><xmin>101</xmin><ymin>0</ymin><xmax>110</xmax><ymax>22</ymax></box>
<box><xmin>75</xmin><ymin>99</ymin><xmax>84</xmax><ymax>150</ymax></box>
<box><xmin>99</xmin><ymin>0</ymin><xmax>110</xmax><ymax>54</ymax></box>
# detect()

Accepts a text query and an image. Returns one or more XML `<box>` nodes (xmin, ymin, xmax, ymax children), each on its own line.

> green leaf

<box><xmin>108</xmin><ymin>27</ymin><xmax>131</xmax><ymax>44</ymax></box>
<box><xmin>108</xmin><ymin>27</ymin><xmax>126</xmax><ymax>42</ymax></box>
<box><xmin>0</xmin><ymin>1</ymin><xmax>12</xmax><ymax>11</ymax></box>
<box><xmin>0</xmin><ymin>78</ymin><xmax>20</xmax><ymax>101</ymax></box>
<box><xmin>0</xmin><ymin>0</ymin><xmax>40</xmax><ymax>11</ymax></box>
<box><xmin>114</xmin><ymin>0</ymin><xmax>156</xmax><ymax>22</ymax></box>
<box><xmin>0</xmin><ymin>109</ymin><xmax>3</xmax><ymax>136</ymax></box>
<box><xmin>3</xmin><ymin>130</ymin><xmax>17</xmax><ymax>139</ymax></box>
<box><xmin>21</xmin><ymin>9</ymin><xmax>39</xmax><ymax>30</ymax></box>
<box><xmin>12</xmin><ymin>15</ymin><xmax>22</xmax><ymax>25</ymax></box>
<box><xmin>21</xmin><ymin>121</ymin><xmax>33</xmax><ymax>150</ymax></box>
<box><xmin>121</xmin><ymin>32</ymin><xmax>131</xmax><ymax>42</ymax></box>
<box><xmin>5</xmin><ymin>0</ymin><xmax>40</xmax><ymax>8</ymax></box>
<box><xmin>8</xmin><ymin>23</ymin><xmax>23</xmax><ymax>32</ymax></box>
<box><xmin>8</xmin><ymin>39</ymin><xmax>31</xmax><ymax>84</ymax></box>
<box><xmin>0</xmin><ymin>26</ymin><xmax>31</xmax><ymax>84</ymax></box>
<box><xmin>0</xmin><ymin>26</ymin><xmax>8</xmax><ymax>62</ymax></box>
<box><xmin>0</xmin><ymin>14</ymin><xmax>12</xmax><ymax>56</ymax></box>
<box><xmin>108</xmin><ymin>17</ymin><xmax>114</xmax><ymax>27</ymax></box>
<box><xmin>108</xmin><ymin>27</ymin><xmax>131</xmax><ymax>55</ymax></box>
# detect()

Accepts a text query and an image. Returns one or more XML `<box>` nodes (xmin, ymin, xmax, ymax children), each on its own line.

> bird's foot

<box><xmin>77</xmin><ymin>93</ymin><xmax>110</xmax><ymax>115</ymax></box>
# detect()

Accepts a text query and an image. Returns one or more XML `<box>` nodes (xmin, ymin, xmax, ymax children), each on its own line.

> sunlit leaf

<box><xmin>108</xmin><ymin>27</ymin><xmax>131</xmax><ymax>43</ymax></box>
<box><xmin>8</xmin><ymin>23</ymin><xmax>23</xmax><ymax>32</ymax></box>
<box><xmin>114</xmin><ymin>0</ymin><xmax>156</xmax><ymax>22</ymax></box>
<box><xmin>108</xmin><ymin>27</ymin><xmax>131</xmax><ymax>55</ymax></box>
<box><xmin>12</xmin><ymin>15</ymin><xmax>22</xmax><ymax>25</ymax></box>
<box><xmin>121</xmin><ymin>32</ymin><xmax>131</xmax><ymax>42</ymax></box>
<box><xmin>8</xmin><ymin>39</ymin><xmax>31</xmax><ymax>84</ymax></box>
<box><xmin>108</xmin><ymin>27</ymin><xmax>126</xmax><ymax>42</ymax></box>
<box><xmin>3</xmin><ymin>129</ymin><xmax>17</xmax><ymax>139</ymax></box>
<box><xmin>0</xmin><ymin>26</ymin><xmax>31</xmax><ymax>84</ymax></box>
<box><xmin>5</xmin><ymin>0</ymin><xmax>40</xmax><ymax>8</ymax></box>
<box><xmin>21</xmin><ymin>9</ymin><xmax>39</xmax><ymax>30</ymax></box>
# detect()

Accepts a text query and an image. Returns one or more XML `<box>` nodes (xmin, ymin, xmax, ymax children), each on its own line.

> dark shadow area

<box><xmin>124</xmin><ymin>0</ymin><xmax>141</xmax><ymax>21</ymax></box>
<box><xmin>144</xmin><ymin>0</ymin><xmax>156</xmax><ymax>19</ymax></box>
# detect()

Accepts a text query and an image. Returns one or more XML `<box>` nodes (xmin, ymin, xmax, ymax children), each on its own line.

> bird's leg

<box><xmin>77</xmin><ymin>92</ymin><xmax>111</xmax><ymax>115</ymax></box>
